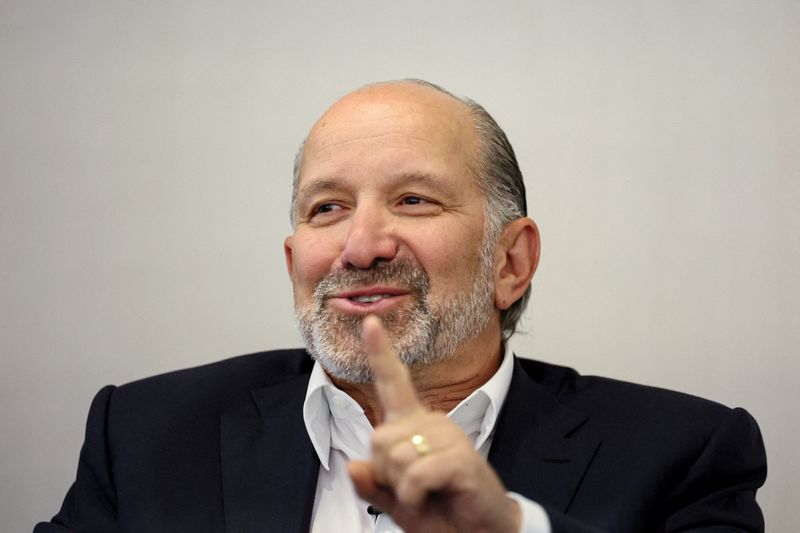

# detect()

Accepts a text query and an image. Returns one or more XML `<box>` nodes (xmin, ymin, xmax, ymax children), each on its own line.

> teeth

<box><xmin>350</xmin><ymin>294</ymin><xmax>392</xmax><ymax>303</ymax></box>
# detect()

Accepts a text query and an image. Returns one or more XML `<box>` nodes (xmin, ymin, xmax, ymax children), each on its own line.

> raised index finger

<box><xmin>362</xmin><ymin>315</ymin><xmax>423</xmax><ymax>421</ymax></box>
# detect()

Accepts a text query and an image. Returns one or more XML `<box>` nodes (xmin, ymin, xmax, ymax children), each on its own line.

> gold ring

<box><xmin>410</xmin><ymin>434</ymin><xmax>431</xmax><ymax>457</ymax></box>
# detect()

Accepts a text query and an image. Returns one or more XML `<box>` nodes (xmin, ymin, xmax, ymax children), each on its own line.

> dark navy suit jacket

<box><xmin>35</xmin><ymin>349</ymin><xmax>766</xmax><ymax>532</ymax></box>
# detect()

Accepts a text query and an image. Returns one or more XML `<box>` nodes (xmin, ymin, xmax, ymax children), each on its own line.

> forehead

<box><xmin>298</xmin><ymin>84</ymin><xmax>479</xmax><ymax>189</ymax></box>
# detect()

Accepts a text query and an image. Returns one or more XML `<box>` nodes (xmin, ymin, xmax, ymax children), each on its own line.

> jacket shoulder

<box><xmin>106</xmin><ymin>349</ymin><xmax>313</xmax><ymax>422</ymax></box>
<box><xmin>514</xmin><ymin>356</ymin><xmax>739</xmax><ymax>426</ymax></box>
<box><xmin>119</xmin><ymin>348</ymin><xmax>312</xmax><ymax>391</ymax></box>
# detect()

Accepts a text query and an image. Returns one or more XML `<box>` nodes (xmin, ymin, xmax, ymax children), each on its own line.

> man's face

<box><xmin>285</xmin><ymin>84</ymin><xmax>499</xmax><ymax>383</ymax></box>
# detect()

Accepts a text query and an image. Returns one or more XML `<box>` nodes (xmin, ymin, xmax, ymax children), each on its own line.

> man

<box><xmin>36</xmin><ymin>80</ymin><xmax>766</xmax><ymax>532</ymax></box>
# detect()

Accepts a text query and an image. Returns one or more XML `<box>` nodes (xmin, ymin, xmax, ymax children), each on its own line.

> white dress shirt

<box><xmin>302</xmin><ymin>348</ymin><xmax>551</xmax><ymax>532</ymax></box>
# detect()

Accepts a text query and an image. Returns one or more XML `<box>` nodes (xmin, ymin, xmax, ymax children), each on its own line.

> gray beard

<box><xmin>294</xmin><ymin>238</ymin><xmax>496</xmax><ymax>384</ymax></box>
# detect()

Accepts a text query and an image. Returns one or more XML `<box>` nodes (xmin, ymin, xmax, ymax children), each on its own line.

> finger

<box><xmin>370</xmin><ymin>411</ymin><xmax>453</xmax><ymax>485</ymax></box>
<box><xmin>348</xmin><ymin>460</ymin><xmax>397</xmax><ymax>513</ymax></box>
<box><xmin>394</xmin><ymin>449</ymin><xmax>459</xmax><ymax>509</ymax></box>
<box><xmin>362</xmin><ymin>314</ymin><xmax>423</xmax><ymax>420</ymax></box>
<box><xmin>372</xmin><ymin>431</ymin><xmax>421</xmax><ymax>487</ymax></box>
<box><xmin>394</xmin><ymin>447</ymin><xmax>515</xmax><ymax>529</ymax></box>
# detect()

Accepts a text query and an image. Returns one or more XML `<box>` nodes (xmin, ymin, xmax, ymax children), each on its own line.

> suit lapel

<box><xmin>220</xmin><ymin>373</ymin><xmax>319</xmax><ymax>533</ymax></box>
<box><xmin>489</xmin><ymin>358</ymin><xmax>602</xmax><ymax>513</ymax></box>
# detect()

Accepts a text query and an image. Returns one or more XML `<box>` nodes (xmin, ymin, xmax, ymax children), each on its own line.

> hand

<box><xmin>347</xmin><ymin>315</ymin><xmax>521</xmax><ymax>533</ymax></box>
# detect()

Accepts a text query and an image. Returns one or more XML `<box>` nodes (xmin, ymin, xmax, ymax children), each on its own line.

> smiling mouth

<box><xmin>347</xmin><ymin>293</ymin><xmax>396</xmax><ymax>303</ymax></box>
<box><xmin>325</xmin><ymin>287</ymin><xmax>412</xmax><ymax>312</ymax></box>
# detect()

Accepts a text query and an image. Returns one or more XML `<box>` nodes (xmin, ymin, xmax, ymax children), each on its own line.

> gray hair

<box><xmin>290</xmin><ymin>79</ymin><xmax>530</xmax><ymax>339</ymax></box>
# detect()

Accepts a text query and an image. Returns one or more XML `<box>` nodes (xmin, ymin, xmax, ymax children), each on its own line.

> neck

<box><xmin>332</xmin><ymin>329</ymin><xmax>504</xmax><ymax>427</ymax></box>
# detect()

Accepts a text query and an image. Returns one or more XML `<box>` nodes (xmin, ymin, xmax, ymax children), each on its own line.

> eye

<box><xmin>400</xmin><ymin>195</ymin><xmax>428</xmax><ymax>206</ymax></box>
<box><xmin>314</xmin><ymin>202</ymin><xmax>341</xmax><ymax>214</ymax></box>
<box><xmin>306</xmin><ymin>202</ymin><xmax>346</xmax><ymax>224</ymax></box>
<box><xmin>396</xmin><ymin>194</ymin><xmax>442</xmax><ymax>216</ymax></box>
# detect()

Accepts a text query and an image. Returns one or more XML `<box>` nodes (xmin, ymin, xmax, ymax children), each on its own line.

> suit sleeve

<box><xmin>544</xmin><ymin>407</ymin><xmax>767</xmax><ymax>533</ymax></box>
<box><xmin>34</xmin><ymin>385</ymin><xmax>121</xmax><ymax>533</ymax></box>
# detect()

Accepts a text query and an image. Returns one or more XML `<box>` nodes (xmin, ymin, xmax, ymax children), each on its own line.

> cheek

<box><xmin>412</xmin><ymin>232</ymin><xmax>485</xmax><ymax>291</ymax></box>
<box><xmin>291</xmin><ymin>238</ymin><xmax>340</xmax><ymax>290</ymax></box>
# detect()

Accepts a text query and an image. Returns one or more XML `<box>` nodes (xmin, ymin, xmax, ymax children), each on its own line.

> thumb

<box><xmin>348</xmin><ymin>460</ymin><xmax>395</xmax><ymax>513</ymax></box>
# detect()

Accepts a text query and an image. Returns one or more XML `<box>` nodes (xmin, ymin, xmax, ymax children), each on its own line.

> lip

<box><xmin>327</xmin><ymin>286</ymin><xmax>412</xmax><ymax>315</ymax></box>
<box><xmin>333</xmin><ymin>286</ymin><xmax>409</xmax><ymax>299</ymax></box>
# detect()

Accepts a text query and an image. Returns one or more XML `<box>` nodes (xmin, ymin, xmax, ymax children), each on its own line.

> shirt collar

<box><xmin>449</xmin><ymin>342</ymin><xmax>514</xmax><ymax>452</ymax></box>
<box><xmin>302</xmin><ymin>362</ymin><xmax>338</xmax><ymax>470</ymax></box>
<box><xmin>302</xmin><ymin>345</ymin><xmax>515</xmax><ymax>470</ymax></box>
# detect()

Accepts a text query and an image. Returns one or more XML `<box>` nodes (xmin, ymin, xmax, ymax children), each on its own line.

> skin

<box><xmin>284</xmin><ymin>82</ymin><xmax>540</xmax><ymax>532</ymax></box>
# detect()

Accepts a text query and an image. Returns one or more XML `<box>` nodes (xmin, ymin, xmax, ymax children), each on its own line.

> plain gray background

<box><xmin>2</xmin><ymin>1</ymin><xmax>797</xmax><ymax>531</ymax></box>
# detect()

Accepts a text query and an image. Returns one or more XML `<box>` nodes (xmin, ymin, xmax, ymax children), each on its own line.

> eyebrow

<box><xmin>296</xmin><ymin>178</ymin><xmax>343</xmax><ymax>202</ymax></box>
<box><xmin>298</xmin><ymin>172</ymin><xmax>459</xmax><ymax>202</ymax></box>
<box><xmin>388</xmin><ymin>172</ymin><xmax>458</xmax><ymax>194</ymax></box>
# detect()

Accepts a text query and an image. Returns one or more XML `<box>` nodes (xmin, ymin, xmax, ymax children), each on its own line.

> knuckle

<box><xmin>404</xmin><ymin>464</ymin><xmax>428</xmax><ymax>487</ymax></box>
<box><xmin>387</xmin><ymin>442</ymin><xmax>409</xmax><ymax>468</ymax></box>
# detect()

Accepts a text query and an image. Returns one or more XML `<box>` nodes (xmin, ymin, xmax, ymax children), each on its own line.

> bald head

<box><xmin>307</xmin><ymin>80</ymin><xmax>474</xmax><ymax>147</ymax></box>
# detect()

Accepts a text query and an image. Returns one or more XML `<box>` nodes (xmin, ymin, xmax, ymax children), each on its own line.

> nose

<box><xmin>339</xmin><ymin>203</ymin><xmax>399</xmax><ymax>269</ymax></box>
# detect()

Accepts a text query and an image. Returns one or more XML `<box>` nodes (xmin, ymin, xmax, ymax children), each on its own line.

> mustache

<box><xmin>313</xmin><ymin>259</ymin><xmax>431</xmax><ymax>301</ymax></box>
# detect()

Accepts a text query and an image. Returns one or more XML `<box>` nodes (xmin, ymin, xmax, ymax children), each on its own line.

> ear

<box><xmin>284</xmin><ymin>236</ymin><xmax>295</xmax><ymax>280</ymax></box>
<box><xmin>493</xmin><ymin>217</ymin><xmax>540</xmax><ymax>310</ymax></box>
